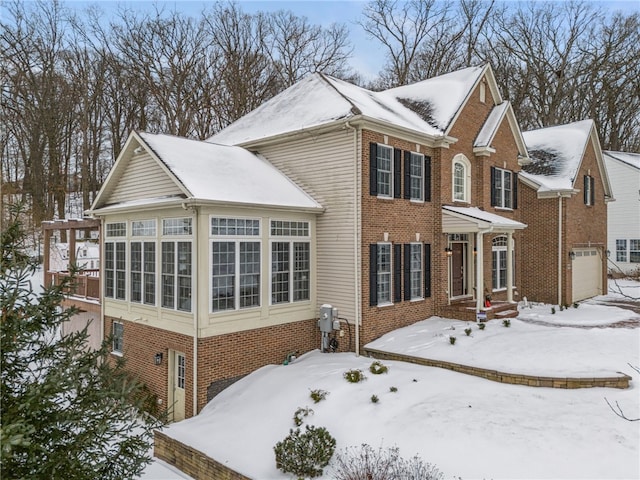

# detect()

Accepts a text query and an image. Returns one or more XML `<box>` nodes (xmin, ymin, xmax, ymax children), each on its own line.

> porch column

<box><xmin>506</xmin><ymin>231</ymin><xmax>514</xmax><ymax>303</ymax></box>
<box><xmin>476</xmin><ymin>231</ymin><xmax>484</xmax><ymax>311</ymax></box>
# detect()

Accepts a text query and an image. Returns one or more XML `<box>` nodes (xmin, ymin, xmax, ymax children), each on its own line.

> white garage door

<box><xmin>572</xmin><ymin>249</ymin><xmax>602</xmax><ymax>302</ymax></box>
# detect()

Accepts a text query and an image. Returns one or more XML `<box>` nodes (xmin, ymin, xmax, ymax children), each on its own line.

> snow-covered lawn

<box><xmin>142</xmin><ymin>283</ymin><xmax>640</xmax><ymax>480</ymax></box>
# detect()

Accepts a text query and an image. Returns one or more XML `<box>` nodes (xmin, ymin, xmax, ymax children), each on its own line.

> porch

<box><xmin>439</xmin><ymin>298</ymin><xmax>519</xmax><ymax>322</ymax></box>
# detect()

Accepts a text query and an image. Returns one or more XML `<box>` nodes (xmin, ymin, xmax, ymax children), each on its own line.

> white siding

<box><xmin>258</xmin><ymin>128</ymin><xmax>359</xmax><ymax>322</ymax></box>
<box><xmin>108</xmin><ymin>153</ymin><xmax>183</xmax><ymax>204</ymax></box>
<box><xmin>605</xmin><ymin>157</ymin><xmax>640</xmax><ymax>274</ymax></box>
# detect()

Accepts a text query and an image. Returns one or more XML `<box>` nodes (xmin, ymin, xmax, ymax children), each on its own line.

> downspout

<box><xmin>558</xmin><ymin>195</ymin><xmax>563</xmax><ymax>306</ymax></box>
<box><xmin>190</xmin><ymin>205</ymin><xmax>199</xmax><ymax>416</ymax></box>
<box><xmin>345</xmin><ymin>121</ymin><xmax>360</xmax><ymax>356</ymax></box>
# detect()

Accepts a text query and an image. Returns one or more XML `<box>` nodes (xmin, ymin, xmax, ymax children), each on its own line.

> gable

<box><xmin>106</xmin><ymin>151</ymin><xmax>184</xmax><ymax>205</ymax></box>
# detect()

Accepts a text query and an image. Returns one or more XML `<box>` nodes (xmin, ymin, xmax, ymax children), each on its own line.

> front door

<box><xmin>169</xmin><ymin>351</ymin><xmax>186</xmax><ymax>422</ymax></box>
<box><xmin>451</xmin><ymin>243</ymin><xmax>466</xmax><ymax>297</ymax></box>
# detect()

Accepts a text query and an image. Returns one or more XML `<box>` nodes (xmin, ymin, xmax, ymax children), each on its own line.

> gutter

<box><xmin>192</xmin><ymin>205</ymin><xmax>199</xmax><ymax>417</ymax></box>
<box><xmin>558</xmin><ymin>195</ymin><xmax>563</xmax><ymax>306</ymax></box>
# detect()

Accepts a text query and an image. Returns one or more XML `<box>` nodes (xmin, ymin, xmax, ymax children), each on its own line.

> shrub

<box><xmin>478</xmin><ymin>323</ymin><xmax>486</xmax><ymax>330</ymax></box>
<box><xmin>370</xmin><ymin>395</ymin><xmax>379</xmax><ymax>404</ymax></box>
<box><xmin>310</xmin><ymin>389</ymin><xmax>329</xmax><ymax>404</ymax></box>
<box><xmin>389</xmin><ymin>386</ymin><xmax>398</xmax><ymax>393</ymax></box>
<box><xmin>464</xmin><ymin>327</ymin><xmax>472</xmax><ymax>336</ymax></box>
<box><xmin>449</xmin><ymin>336</ymin><xmax>456</xmax><ymax>345</ymax></box>
<box><xmin>293</xmin><ymin>406</ymin><xmax>314</xmax><ymax>427</ymax></box>
<box><xmin>573</xmin><ymin>302</ymin><xmax>579</xmax><ymax>308</ymax></box>
<box><xmin>551</xmin><ymin>306</ymin><xmax>556</xmax><ymax>314</ymax></box>
<box><xmin>331</xmin><ymin>444</ymin><xmax>444</xmax><ymax>480</ymax></box>
<box><xmin>369</xmin><ymin>361</ymin><xmax>389</xmax><ymax>375</ymax></box>
<box><xmin>274</xmin><ymin>426</ymin><xmax>336</xmax><ymax>479</ymax></box>
<box><xmin>344</xmin><ymin>369</ymin><xmax>367</xmax><ymax>383</ymax></box>
<box><xmin>503</xmin><ymin>319</ymin><xmax>511</xmax><ymax>327</ymax></box>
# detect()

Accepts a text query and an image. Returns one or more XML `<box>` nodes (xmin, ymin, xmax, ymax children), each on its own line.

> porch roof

<box><xmin>442</xmin><ymin>206</ymin><xmax>527</xmax><ymax>233</ymax></box>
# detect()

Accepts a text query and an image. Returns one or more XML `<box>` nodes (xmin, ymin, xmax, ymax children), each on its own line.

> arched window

<box><xmin>452</xmin><ymin>154</ymin><xmax>471</xmax><ymax>203</ymax></box>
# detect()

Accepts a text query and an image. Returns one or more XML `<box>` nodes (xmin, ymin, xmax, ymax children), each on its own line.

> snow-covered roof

<box><xmin>474</xmin><ymin>102</ymin><xmax>509</xmax><ymax>148</ymax></box>
<box><xmin>443</xmin><ymin>206</ymin><xmax>527</xmax><ymax>230</ymax></box>
<box><xmin>603</xmin><ymin>150</ymin><xmax>640</xmax><ymax>171</ymax></box>
<box><xmin>137</xmin><ymin>132</ymin><xmax>322</xmax><ymax>211</ymax></box>
<box><xmin>520</xmin><ymin>120</ymin><xmax>594</xmax><ymax>192</ymax></box>
<box><xmin>210</xmin><ymin>66</ymin><xmax>489</xmax><ymax>146</ymax></box>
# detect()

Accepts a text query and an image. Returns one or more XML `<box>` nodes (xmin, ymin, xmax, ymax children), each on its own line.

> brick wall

<box><xmin>360</xmin><ymin>129</ymin><xmax>442</xmax><ymax>347</ymax></box>
<box><xmin>106</xmin><ymin>315</ymin><xmax>321</xmax><ymax>417</ymax></box>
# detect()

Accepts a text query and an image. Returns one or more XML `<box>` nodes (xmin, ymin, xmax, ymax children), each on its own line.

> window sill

<box><xmin>410</xmin><ymin>297</ymin><xmax>424</xmax><ymax>302</ymax></box>
<box><xmin>111</xmin><ymin>351</ymin><xmax>123</xmax><ymax>357</ymax></box>
<box><xmin>409</xmin><ymin>199</ymin><xmax>425</xmax><ymax>204</ymax></box>
<box><xmin>376</xmin><ymin>195</ymin><xmax>394</xmax><ymax>201</ymax></box>
<box><xmin>453</xmin><ymin>199</ymin><xmax>469</xmax><ymax>204</ymax></box>
<box><xmin>376</xmin><ymin>302</ymin><xmax>394</xmax><ymax>308</ymax></box>
<box><xmin>494</xmin><ymin>207</ymin><xmax>513</xmax><ymax>212</ymax></box>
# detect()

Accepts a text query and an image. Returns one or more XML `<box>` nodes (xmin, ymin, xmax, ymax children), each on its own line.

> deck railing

<box><xmin>48</xmin><ymin>270</ymin><xmax>100</xmax><ymax>300</ymax></box>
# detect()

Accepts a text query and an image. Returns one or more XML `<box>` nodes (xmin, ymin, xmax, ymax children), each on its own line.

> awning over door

<box><xmin>442</xmin><ymin>206</ymin><xmax>527</xmax><ymax>233</ymax></box>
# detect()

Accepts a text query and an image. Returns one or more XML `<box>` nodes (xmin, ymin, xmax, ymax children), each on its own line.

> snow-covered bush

<box><xmin>274</xmin><ymin>425</ymin><xmax>336</xmax><ymax>478</ymax></box>
<box><xmin>369</xmin><ymin>360</ymin><xmax>389</xmax><ymax>375</ymax></box>
<box><xmin>343</xmin><ymin>368</ymin><xmax>367</xmax><ymax>383</ymax></box>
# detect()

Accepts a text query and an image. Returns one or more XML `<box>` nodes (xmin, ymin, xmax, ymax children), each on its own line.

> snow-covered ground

<box><xmin>142</xmin><ymin>281</ymin><xmax>640</xmax><ymax>480</ymax></box>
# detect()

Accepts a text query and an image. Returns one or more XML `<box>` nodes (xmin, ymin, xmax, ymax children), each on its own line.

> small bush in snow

<box><xmin>293</xmin><ymin>406</ymin><xmax>314</xmax><ymax>427</ymax></box>
<box><xmin>478</xmin><ymin>323</ymin><xmax>486</xmax><ymax>330</ymax></box>
<box><xmin>503</xmin><ymin>319</ymin><xmax>511</xmax><ymax>327</ymax></box>
<box><xmin>369</xmin><ymin>360</ymin><xmax>389</xmax><ymax>375</ymax></box>
<box><xmin>551</xmin><ymin>307</ymin><xmax>556</xmax><ymax>314</ymax></box>
<box><xmin>464</xmin><ymin>327</ymin><xmax>472</xmax><ymax>336</ymax></box>
<box><xmin>310</xmin><ymin>389</ymin><xmax>329</xmax><ymax>403</ymax></box>
<box><xmin>449</xmin><ymin>336</ymin><xmax>457</xmax><ymax>345</ymax></box>
<box><xmin>370</xmin><ymin>394</ymin><xmax>379</xmax><ymax>404</ymax></box>
<box><xmin>331</xmin><ymin>444</ymin><xmax>444</xmax><ymax>480</ymax></box>
<box><xmin>573</xmin><ymin>302</ymin><xmax>579</xmax><ymax>308</ymax></box>
<box><xmin>389</xmin><ymin>386</ymin><xmax>398</xmax><ymax>393</ymax></box>
<box><xmin>344</xmin><ymin>369</ymin><xmax>367</xmax><ymax>383</ymax></box>
<box><xmin>274</xmin><ymin>425</ymin><xmax>336</xmax><ymax>479</ymax></box>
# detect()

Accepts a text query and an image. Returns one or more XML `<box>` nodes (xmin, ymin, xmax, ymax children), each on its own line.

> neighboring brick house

<box><xmin>90</xmin><ymin>64</ymin><xmax>612</xmax><ymax>421</ymax></box>
<box><xmin>520</xmin><ymin>120</ymin><xmax>613</xmax><ymax>305</ymax></box>
<box><xmin>602</xmin><ymin>151</ymin><xmax>640</xmax><ymax>275</ymax></box>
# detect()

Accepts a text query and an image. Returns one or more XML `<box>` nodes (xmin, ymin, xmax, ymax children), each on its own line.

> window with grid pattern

<box><xmin>410</xmin><ymin>244</ymin><xmax>422</xmax><ymax>299</ymax></box>
<box><xmin>377</xmin><ymin>243</ymin><xmax>391</xmax><ymax>304</ymax></box>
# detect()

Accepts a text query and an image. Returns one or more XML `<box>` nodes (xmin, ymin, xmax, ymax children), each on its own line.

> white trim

<box><xmin>452</xmin><ymin>153</ymin><xmax>471</xmax><ymax>203</ymax></box>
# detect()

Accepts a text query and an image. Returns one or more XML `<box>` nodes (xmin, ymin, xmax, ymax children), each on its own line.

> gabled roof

<box><xmin>603</xmin><ymin>150</ymin><xmax>640</xmax><ymax>171</ymax></box>
<box><xmin>472</xmin><ymin>101</ymin><xmax>530</xmax><ymax>161</ymax></box>
<box><xmin>520</xmin><ymin>120</ymin><xmax>612</xmax><ymax>198</ymax></box>
<box><xmin>210</xmin><ymin>65</ymin><xmax>499</xmax><ymax>147</ymax></box>
<box><xmin>88</xmin><ymin>131</ymin><xmax>322</xmax><ymax>214</ymax></box>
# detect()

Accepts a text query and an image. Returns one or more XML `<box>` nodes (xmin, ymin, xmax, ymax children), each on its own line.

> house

<box><xmin>519</xmin><ymin>120</ymin><xmax>613</xmax><ymax>305</ymax></box>
<box><xmin>602</xmin><ymin>151</ymin><xmax>640</xmax><ymax>276</ymax></box>
<box><xmin>88</xmin><ymin>64</ymin><xmax>535</xmax><ymax>420</ymax></box>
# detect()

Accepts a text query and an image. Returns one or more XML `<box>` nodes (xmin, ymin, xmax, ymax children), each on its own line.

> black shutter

<box><xmin>369</xmin><ymin>244</ymin><xmax>378</xmax><ymax>306</ymax></box>
<box><xmin>394</xmin><ymin>244</ymin><xmax>402</xmax><ymax>303</ymax></box>
<box><xmin>583</xmin><ymin>175</ymin><xmax>588</xmax><ymax>204</ymax></box>
<box><xmin>394</xmin><ymin>149</ymin><xmax>402</xmax><ymax>198</ymax></box>
<box><xmin>404</xmin><ymin>243</ymin><xmax>411</xmax><ymax>301</ymax></box>
<box><xmin>512</xmin><ymin>172</ymin><xmax>518</xmax><ymax>209</ymax></box>
<box><xmin>590</xmin><ymin>176</ymin><xmax>595</xmax><ymax>205</ymax></box>
<box><xmin>404</xmin><ymin>151</ymin><xmax>411</xmax><ymax>199</ymax></box>
<box><xmin>424</xmin><ymin>243</ymin><xmax>431</xmax><ymax>298</ymax></box>
<box><xmin>490</xmin><ymin>166</ymin><xmax>497</xmax><ymax>206</ymax></box>
<box><xmin>424</xmin><ymin>156</ymin><xmax>432</xmax><ymax>202</ymax></box>
<box><xmin>370</xmin><ymin>143</ymin><xmax>378</xmax><ymax>196</ymax></box>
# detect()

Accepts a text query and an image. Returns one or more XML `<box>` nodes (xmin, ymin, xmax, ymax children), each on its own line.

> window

<box><xmin>161</xmin><ymin>241</ymin><xmax>192</xmax><ymax>312</ymax></box>
<box><xmin>130</xmin><ymin>242</ymin><xmax>155</xmax><ymax>305</ymax></box>
<box><xmin>163</xmin><ymin>217</ymin><xmax>192</xmax><ymax>236</ymax></box>
<box><xmin>631</xmin><ymin>240</ymin><xmax>640</xmax><ymax>263</ymax></box>
<box><xmin>132</xmin><ymin>219</ymin><xmax>156</xmax><ymax>236</ymax></box>
<box><xmin>452</xmin><ymin>154</ymin><xmax>471</xmax><ymax>203</ymax></box>
<box><xmin>491</xmin><ymin>167</ymin><xmax>517</xmax><ymax>209</ymax></box>
<box><xmin>370</xmin><ymin>143</ymin><xmax>401</xmax><ymax>198</ymax></box>
<box><xmin>177</xmin><ymin>353</ymin><xmax>185</xmax><ymax>389</ymax></box>
<box><xmin>407</xmin><ymin>243</ymin><xmax>422</xmax><ymax>300</ymax></box>
<box><xmin>106</xmin><ymin>222</ymin><xmax>126</xmax><ymax>237</ymax></box>
<box><xmin>492</xmin><ymin>236</ymin><xmax>507</xmax><ymax>290</ymax></box>
<box><xmin>271</xmin><ymin>220</ymin><xmax>310</xmax><ymax>304</ymax></box>
<box><xmin>112</xmin><ymin>322</ymin><xmax>123</xmax><ymax>354</ymax></box>
<box><xmin>377</xmin><ymin>243</ymin><xmax>392</xmax><ymax>304</ymax></box>
<box><xmin>376</xmin><ymin>145</ymin><xmax>393</xmax><ymax>198</ymax></box>
<box><xmin>616</xmin><ymin>239</ymin><xmax>627</xmax><ymax>262</ymax></box>
<box><xmin>211</xmin><ymin>217</ymin><xmax>261</xmax><ymax>312</ymax></box>
<box><xmin>407</xmin><ymin>152</ymin><xmax>424</xmax><ymax>201</ymax></box>
<box><xmin>211</xmin><ymin>241</ymin><xmax>260</xmax><ymax>311</ymax></box>
<box><xmin>584</xmin><ymin>175</ymin><xmax>595</xmax><ymax>205</ymax></box>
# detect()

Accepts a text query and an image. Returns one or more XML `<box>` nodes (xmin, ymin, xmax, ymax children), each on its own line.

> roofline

<box><xmin>442</xmin><ymin>206</ymin><xmax>527</xmax><ymax>231</ymax></box>
<box><xmin>603</xmin><ymin>151</ymin><xmax>640</xmax><ymax>170</ymax></box>
<box><xmin>232</xmin><ymin>115</ymin><xmax>457</xmax><ymax>150</ymax></box>
<box><xmin>86</xmin><ymin>197</ymin><xmax>324</xmax><ymax>217</ymax></box>
<box><xmin>519</xmin><ymin>172</ymin><xmax>576</xmax><ymax>198</ymax></box>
